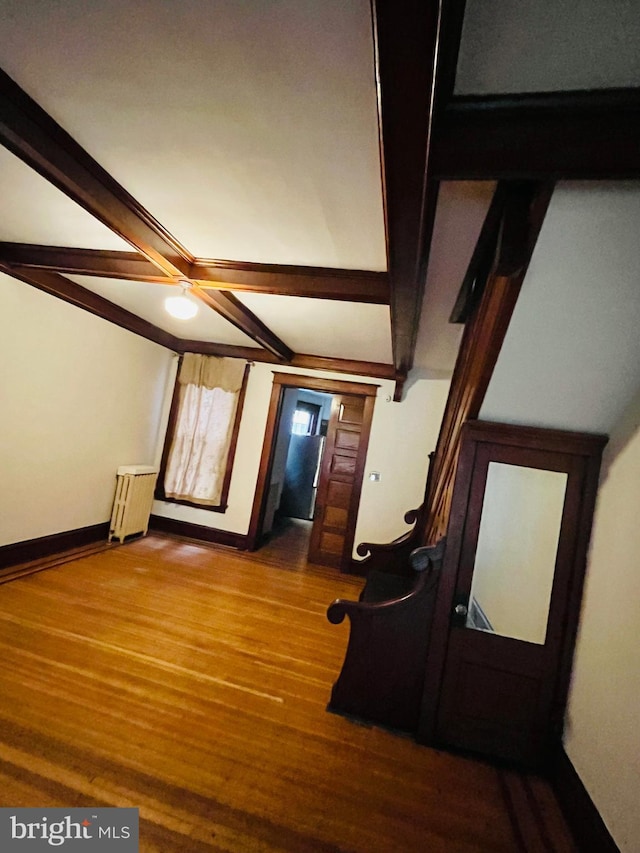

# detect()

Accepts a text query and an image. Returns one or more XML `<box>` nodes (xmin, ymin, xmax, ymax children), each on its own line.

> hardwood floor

<box><xmin>0</xmin><ymin>532</ymin><xmax>576</xmax><ymax>851</ymax></box>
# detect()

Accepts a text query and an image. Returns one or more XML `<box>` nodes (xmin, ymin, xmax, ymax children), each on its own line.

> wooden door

<box><xmin>420</xmin><ymin>421</ymin><xmax>605</xmax><ymax>768</ymax></box>
<box><xmin>308</xmin><ymin>393</ymin><xmax>374</xmax><ymax>570</ymax></box>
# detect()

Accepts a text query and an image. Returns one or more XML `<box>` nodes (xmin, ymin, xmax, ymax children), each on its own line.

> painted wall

<box><xmin>0</xmin><ymin>272</ymin><xmax>173</xmax><ymax>546</ymax></box>
<box><xmin>481</xmin><ymin>182</ymin><xmax>640</xmax><ymax>433</ymax></box>
<box><xmin>564</xmin><ymin>390</ymin><xmax>640</xmax><ymax>853</ymax></box>
<box><xmin>152</xmin><ymin>362</ymin><xmax>450</xmax><ymax>556</ymax></box>
<box><xmin>456</xmin><ymin>0</ymin><xmax>640</xmax><ymax>94</ymax></box>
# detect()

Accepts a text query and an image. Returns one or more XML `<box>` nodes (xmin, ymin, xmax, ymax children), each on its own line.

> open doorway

<box><xmin>248</xmin><ymin>373</ymin><xmax>377</xmax><ymax>571</ymax></box>
<box><xmin>267</xmin><ymin>388</ymin><xmax>331</xmax><ymax>527</ymax></box>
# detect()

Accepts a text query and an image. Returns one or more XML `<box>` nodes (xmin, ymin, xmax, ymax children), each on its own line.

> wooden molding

<box><xmin>372</xmin><ymin>0</ymin><xmax>440</xmax><ymax>377</ymax></box>
<box><xmin>0</xmin><ymin>244</ymin><xmax>390</xmax><ymax>304</ymax></box>
<box><xmin>155</xmin><ymin>362</ymin><xmax>251</xmax><ymax>512</ymax></box>
<box><xmin>431</xmin><ymin>88</ymin><xmax>640</xmax><ymax>180</ymax></box>
<box><xmin>193</xmin><ymin>260</ymin><xmax>390</xmax><ymax>304</ymax></box>
<box><xmin>551</xmin><ymin>746</ymin><xmax>620</xmax><ymax>853</ymax></box>
<box><xmin>424</xmin><ymin>181</ymin><xmax>554</xmax><ymax>544</ymax></box>
<box><xmin>193</xmin><ymin>287</ymin><xmax>292</xmax><ymax>361</ymax></box>
<box><xmin>2</xmin><ymin>263</ymin><xmax>179</xmax><ymax>350</ymax></box>
<box><xmin>289</xmin><ymin>354</ymin><xmax>394</xmax><ymax>381</ymax></box>
<box><xmin>0</xmin><ymin>244</ymin><xmax>174</xmax><ymax>283</ymax></box>
<box><xmin>148</xmin><ymin>515</ymin><xmax>248</xmax><ymax>550</ymax></box>
<box><xmin>269</xmin><ymin>373</ymin><xmax>379</xmax><ymax>397</ymax></box>
<box><xmin>0</xmin><ymin>68</ymin><xmax>193</xmax><ymax>277</ymax></box>
<box><xmin>0</xmin><ymin>70</ymin><xmax>293</xmax><ymax>357</ymax></box>
<box><xmin>373</xmin><ymin>0</ymin><xmax>469</xmax><ymax>381</ymax></box>
<box><xmin>176</xmin><ymin>348</ymin><xmax>396</xmax><ymax>381</ymax></box>
<box><xmin>0</xmin><ymin>522</ymin><xmax>110</xmax><ymax>572</ymax></box>
<box><xmin>246</xmin><ymin>372</ymin><xmax>379</xmax><ymax>550</ymax></box>
<box><xmin>449</xmin><ymin>183</ymin><xmax>508</xmax><ymax>323</ymax></box>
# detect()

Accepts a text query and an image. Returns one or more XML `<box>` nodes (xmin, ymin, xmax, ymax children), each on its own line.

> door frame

<box><xmin>247</xmin><ymin>372</ymin><xmax>378</xmax><ymax>569</ymax></box>
<box><xmin>417</xmin><ymin>420</ymin><xmax>606</xmax><ymax>761</ymax></box>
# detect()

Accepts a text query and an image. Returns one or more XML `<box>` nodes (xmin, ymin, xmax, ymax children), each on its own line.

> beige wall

<box><xmin>0</xmin><ymin>273</ymin><xmax>173</xmax><ymax>546</ymax></box>
<box><xmin>564</xmin><ymin>392</ymin><xmax>640</xmax><ymax>853</ymax></box>
<box><xmin>152</xmin><ymin>362</ymin><xmax>450</xmax><ymax>555</ymax></box>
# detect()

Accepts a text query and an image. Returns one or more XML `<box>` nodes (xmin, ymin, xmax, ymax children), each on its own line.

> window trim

<box><xmin>154</xmin><ymin>360</ymin><xmax>250</xmax><ymax>513</ymax></box>
<box><xmin>291</xmin><ymin>400</ymin><xmax>322</xmax><ymax>435</ymax></box>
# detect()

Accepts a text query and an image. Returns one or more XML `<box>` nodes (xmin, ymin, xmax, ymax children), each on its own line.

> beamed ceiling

<box><xmin>1</xmin><ymin>0</ymin><xmax>639</xmax><ymax>399</ymax></box>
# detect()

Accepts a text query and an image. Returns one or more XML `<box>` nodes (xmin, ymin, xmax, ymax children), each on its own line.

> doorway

<box><xmin>248</xmin><ymin>373</ymin><xmax>378</xmax><ymax>571</ymax></box>
<box><xmin>266</xmin><ymin>387</ymin><xmax>331</xmax><ymax>531</ymax></box>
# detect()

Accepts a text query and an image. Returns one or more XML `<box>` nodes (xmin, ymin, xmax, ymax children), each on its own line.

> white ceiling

<box><xmin>233</xmin><ymin>293</ymin><xmax>393</xmax><ymax>363</ymax></box>
<box><xmin>67</xmin><ymin>275</ymin><xmax>257</xmax><ymax>345</ymax></box>
<box><xmin>4</xmin><ymin>2</ymin><xmax>630</xmax><ymax>383</ymax></box>
<box><xmin>0</xmin><ymin>147</ymin><xmax>132</xmax><ymax>250</ymax></box>
<box><xmin>0</xmin><ymin>0</ymin><xmax>386</xmax><ymax>270</ymax></box>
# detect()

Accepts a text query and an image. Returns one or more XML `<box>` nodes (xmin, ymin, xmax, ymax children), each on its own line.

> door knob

<box><xmin>454</xmin><ymin>603</ymin><xmax>468</xmax><ymax>617</ymax></box>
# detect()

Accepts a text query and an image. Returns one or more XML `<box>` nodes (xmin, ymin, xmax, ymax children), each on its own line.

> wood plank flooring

<box><xmin>0</xmin><ymin>529</ymin><xmax>576</xmax><ymax>851</ymax></box>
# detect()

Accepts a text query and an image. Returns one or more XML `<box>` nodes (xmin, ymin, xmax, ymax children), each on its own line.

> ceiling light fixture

<box><xmin>165</xmin><ymin>280</ymin><xmax>198</xmax><ymax>320</ymax></box>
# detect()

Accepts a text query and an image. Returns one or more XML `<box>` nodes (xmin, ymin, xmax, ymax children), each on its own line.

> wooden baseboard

<box><xmin>551</xmin><ymin>745</ymin><xmax>620</xmax><ymax>853</ymax></box>
<box><xmin>149</xmin><ymin>515</ymin><xmax>248</xmax><ymax>550</ymax></box>
<box><xmin>0</xmin><ymin>522</ymin><xmax>110</xmax><ymax>571</ymax></box>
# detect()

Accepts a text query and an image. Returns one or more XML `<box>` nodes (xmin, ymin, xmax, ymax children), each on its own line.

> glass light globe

<box><xmin>165</xmin><ymin>292</ymin><xmax>198</xmax><ymax>320</ymax></box>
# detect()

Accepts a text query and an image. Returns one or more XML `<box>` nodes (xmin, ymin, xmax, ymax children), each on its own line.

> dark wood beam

<box><xmin>2</xmin><ymin>263</ymin><xmax>178</xmax><ymax>350</ymax></box>
<box><xmin>0</xmin><ymin>244</ymin><xmax>390</xmax><ymax>303</ymax></box>
<box><xmin>0</xmin><ymin>69</ymin><xmax>294</xmax><ymax>357</ymax></box>
<box><xmin>290</xmin><ymin>354</ymin><xmax>395</xmax><ymax>381</ymax></box>
<box><xmin>431</xmin><ymin>88</ymin><xmax>640</xmax><ymax>180</ymax></box>
<box><xmin>449</xmin><ymin>183</ymin><xmax>507</xmax><ymax>323</ymax></box>
<box><xmin>373</xmin><ymin>0</ymin><xmax>441</xmax><ymax>378</ymax></box>
<box><xmin>0</xmin><ymin>244</ymin><xmax>172</xmax><ymax>283</ymax></box>
<box><xmin>422</xmin><ymin>181</ymin><xmax>555</xmax><ymax>549</ymax></box>
<box><xmin>2</xmin><ymin>262</ymin><xmax>297</xmax><ymax>365</ymax></box>
<box><xmin>0</xmin><ymin>68</ymin><xmax>192</xmax><ymax>277</ymax></box>
<box><xmin>172</xmin><ymin>341</ymin><xmax>396</xmax><ymax>382</ymax></box>
<box><xmin>192</xmin><ymin>287</ymin><xmax>292</xmax><ymax>361</ymax></box>
<box><xmin>192</xmin><ymin>260</ymin><xmax>389</xmax><ymax>304</ymax></box>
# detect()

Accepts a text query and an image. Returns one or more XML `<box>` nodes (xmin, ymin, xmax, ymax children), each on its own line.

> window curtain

<box><xmin>164</xmin><ymin>354</ymin><xmax>246</xmax><ymax>506</ymax></box>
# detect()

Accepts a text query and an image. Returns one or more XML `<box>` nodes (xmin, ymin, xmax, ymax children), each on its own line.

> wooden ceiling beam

<box><xmin>0</xmin><ymin>244</ymin><xmax>173</xmax><ymax>283</ymax></box>
<box><xmin>2</xmin><ymin>261</ymin><xmax>393</xmax><ymax>379</ymax></box>
<box><xmin>0</xmin><ymin>243</ymin><xmax>389</xmax><ymax>303</ymax></box>
<box><xmin>170</xmin><ymin>341</ymin><xmax>396</xmax><ymax>381</ymax></box>
<box><xmin>373</xmin><ymin>0</ymin><xmax>469</xmax><ymax>386</ymax></box>
<box><xmin>431</xmin><ymin>88</ymin><xmax>640</xmax><ymax>180</ymax></box>
<box><xmin>0</xmin><ymin>68</ymin><xmax>192</xmax><ymax>278</ymax></box>
<box><xmin>0</xmin><ymin>69</ymin><xmax>294</xmax><ymax>358</ymax></box>
<box><xmin>449</xmin><ymin>183</ymin><xmax>508</xmax><ymax>324</ymax></box>
<box><xmin>192</xmin><ymin>287</ymin><xmax>293</xmax><ymax>361</ymax></box>
<box><xmin>192</xmin><ymin>260</ymin><xmax>389</xmax><ymax>304</ymax></box>
<box><xmin>373</xmin><ymin>0</ymin><xmax>440</xmax><ymax>378</ymax></box>
<box><xmin>2</xmin><ymin>262</ymin><xmax>297</xmax><ymax>364</ymax></box>
<box><xmin>2</xmin><ymin>263</ymin><xmax>178</xmax><ymax>350</ymax></box>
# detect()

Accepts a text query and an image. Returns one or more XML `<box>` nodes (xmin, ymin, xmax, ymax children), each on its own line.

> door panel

<box><xmin>335</xmin><ymin>429</ymin><xmax>359</xmax><ymax>451</ymax></box>
<box><xmin>331</xmin><ymin>455</ymin><xmax>357</xmax><ymax>476</ymax></box>
<box><xmin>308</xmin><ymin>393</ymin><xmax>374</xmax><ymax>569</ymax></box>
<box><xmin>422</xmin><ymin>421</ymin><xmax>606</xmax><ymax>768</ymax></box>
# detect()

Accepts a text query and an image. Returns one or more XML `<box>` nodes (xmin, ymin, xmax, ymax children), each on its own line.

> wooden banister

<box><xmin>424</xmin><ymin>181</ymin><xmax>554</xmax><ymax>544</ymax></box>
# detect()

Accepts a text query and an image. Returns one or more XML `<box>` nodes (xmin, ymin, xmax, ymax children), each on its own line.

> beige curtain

<box><xmin>164</xmin><ymin>354</ymin><xmax>246</xmax><ymax>506</ymax></box>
